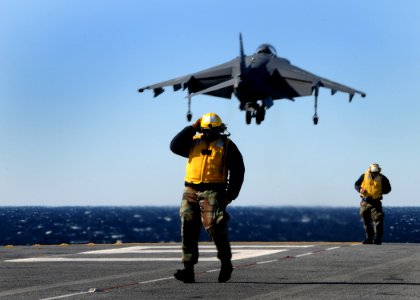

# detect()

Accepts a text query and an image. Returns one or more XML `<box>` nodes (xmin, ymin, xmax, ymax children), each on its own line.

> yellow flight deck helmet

<box><xmin>369</xmin><ymin>163</ymin><xmax>381</xmax><ymax>173</ymax></box>
<box><xmin>200</xmin><ymin>113</ymin><xmax>224</xmax><ymax>130</ymax></box>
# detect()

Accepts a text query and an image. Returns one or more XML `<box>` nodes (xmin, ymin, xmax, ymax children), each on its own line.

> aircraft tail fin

<box><xmin>239</xmin><ymin>33</ymin><xmax>246</xmax><ymax>74</ymax></box>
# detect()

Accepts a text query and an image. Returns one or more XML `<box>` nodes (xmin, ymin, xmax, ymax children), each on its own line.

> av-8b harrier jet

<box><xmin>138</xmin><ymin>34</ymin><xmax>366</xmax><ymax>125</ymax></box>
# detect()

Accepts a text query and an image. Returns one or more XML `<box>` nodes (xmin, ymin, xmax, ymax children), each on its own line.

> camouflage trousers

<box><xmin>360</xmin><ymin>201</ymin><xmax>384</xmax><ymax>240</ymax></box>
<box><xmin>179</xmin><ymin>186</ymin><xmax>232</xmax><ymax>265</ymax></box>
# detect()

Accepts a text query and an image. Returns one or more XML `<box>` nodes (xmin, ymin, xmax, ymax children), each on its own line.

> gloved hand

<box><xmin>360</xmin><ymin>188</ymin><xmax>370</xmax><ymax>198</ymax></box>
<box><xmin>192</xmin><ymin>117</ymin><xmax>202</xmax><ymax>131</ymax></box>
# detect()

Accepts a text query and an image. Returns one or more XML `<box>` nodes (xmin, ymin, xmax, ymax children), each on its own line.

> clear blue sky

<box><xmin>1</xmin><ymin>0</ymin><xmax>419</xmax><ymax>207</ymax></box>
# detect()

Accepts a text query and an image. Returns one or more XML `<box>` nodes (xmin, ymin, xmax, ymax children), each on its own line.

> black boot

<box><xmin>362</xmin><ymin>237</ymin><xmax>373</xmax><ymax>244</ymax></box>
<box><xmin>174</xmin><ymin>265</ymin><xmax>195</xmax><ymax>283</ymax></box>
<box><xmin>218</xmin><ymin>260</ymin><xmax>233</xmax><ymax>283</ymax></box>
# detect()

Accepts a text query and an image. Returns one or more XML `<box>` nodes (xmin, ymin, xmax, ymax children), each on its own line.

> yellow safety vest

<box><xmin>361</xmin><ymin>170</ymin><xmax>383</xmax><ymax>200</ymax></box>
<box><xmin>185</xmin><ymin>134</ymin><xmax>229</xmax><ymax>184</ymax></box>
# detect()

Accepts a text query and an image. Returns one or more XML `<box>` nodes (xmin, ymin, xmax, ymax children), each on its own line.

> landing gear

<box><xmin>313</xmin><ymin>82</ymin><xmax>320</xmax><ymax>125</ymax></box>
<box><xmin>244</xmin><ymin>104</ymin><xmax>265</xmax><ymax>125</ymax></box>
<box><xmin>187</xmin><ymin>112</ymin><xmax>192</xmax><ymax>122</ymax></box>
<box><xmin>246</xmin><ymin>111</ymin><xmax>252</xmax><ymax>124</ymax></box>
<box><xmin>313</xmin><ymin>114</ymin><xmax>318</xmax><ymax>125</ymax></box>
<box><xmin>186</xmin><ymin>96</ymin><xmax>193</xmax><ymax>122</ymax></box>
<box><xmin>256</xmin><ymin>107</ymin><xmax>265</xmax><ymax>124</ymax></box>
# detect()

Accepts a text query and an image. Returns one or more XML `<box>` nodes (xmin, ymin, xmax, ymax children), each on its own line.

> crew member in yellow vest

<box><xmin>355</xmin><ymin>163</ymin><xmax>391</xmax><ymax>245</ymax></box>
<box><xmin>170</xmin><ymin>112</ymin><xmax>245</xmax><ymax>283</ymax></box>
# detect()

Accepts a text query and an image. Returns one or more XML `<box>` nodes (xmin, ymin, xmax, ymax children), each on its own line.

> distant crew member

<box><xmin>355</xmin><ymin>163</ymin><xmax>391</xmax><ymax>245</ymax></box>
<box><xmin>170</xmin><ymin>112</ymin><xmax>245</xmax><ymax>283</ymax></box>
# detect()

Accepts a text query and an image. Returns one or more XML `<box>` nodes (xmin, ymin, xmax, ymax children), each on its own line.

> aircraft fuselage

<box><xmin>233</xmin><ymin>54</ymin><xmax>291</xmax><ymax>116</ymax></box>
<box><xmin>234</xmin><ymin>55</ymin><xmax>273</xmax><ymax>102</ymax></box>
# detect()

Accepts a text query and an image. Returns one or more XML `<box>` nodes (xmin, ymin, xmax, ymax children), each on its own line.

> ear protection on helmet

<box><xmin>369</xmin><ymin>163</ymin><xmax>381</xmax><ymax>173</ymax></box>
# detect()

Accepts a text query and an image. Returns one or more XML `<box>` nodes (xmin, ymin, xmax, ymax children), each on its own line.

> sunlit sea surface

<box><xmin>1</xmin><ymin>206</ymin><xmax>419</xmax><ymax>245</ymax></box>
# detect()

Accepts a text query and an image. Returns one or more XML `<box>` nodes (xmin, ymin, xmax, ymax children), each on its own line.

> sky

<box><xmin>1</xmin><ymin>0</ymin><xmax>419</xmax><ymax>207</ymax></box>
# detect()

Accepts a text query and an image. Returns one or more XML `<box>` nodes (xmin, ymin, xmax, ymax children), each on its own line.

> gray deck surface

<box><xmin>1</xmin><ymin>242</ymin><xmax>419</xmax><ymax>299</ymax></box>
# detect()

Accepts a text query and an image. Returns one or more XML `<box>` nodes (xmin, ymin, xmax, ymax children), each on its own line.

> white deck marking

<box><xmin>137</xmin><ymin>276</ymin><xmax>174</xmax><ymax>284</ymax></box>
<box><xmin>295</xmin><ymin>252</ymin><xmax>313</xmax><ymax>257</ymax></box>
<box><xmin>4</xmin><ymin>244</ymin><xmax>349</xmax><ymax>264</ymax></box>
<box><xmin>326</xmin><ymin>246</ymin><xmax>341</xmax><ymax>251</ymax></box>
<box><xmin>39</xmin><ymin>288</ymin><xmax>96</xmax><ymax>300</ymax></box>
<box><xmin>5</xmin><ymin>245</ymin><xmax>312</xmax><ymax>263</ymax></box>
<box><xmin>6</xmin><ymin>248</ymin><xmax>288</xmax><ymax>262</ymax></box>
<box><xmin>256</xmin><ymin>259</ymin><xmax>278</xmax><ymax>264</ymax></box>
<box><xmin>80</xmin><ymin>244</ymin><xmax>314</xmax><ymax>255</ymax></box>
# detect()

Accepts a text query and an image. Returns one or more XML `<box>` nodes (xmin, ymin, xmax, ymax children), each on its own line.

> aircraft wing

<box><xmin>138</xmin><ymin>59</ymin><xmax>239</xmax><ymax>99</ymax></box>
<box><xmin>268</xmin><ymin>58</ymin><xmax>366</xmax><ymax>101</ymax></box>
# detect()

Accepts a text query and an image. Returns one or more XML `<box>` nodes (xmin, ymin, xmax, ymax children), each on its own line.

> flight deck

<box><xmin>1</xmin><ymin>242</ymin><xmax>419</xmax><ymax>299</ymax></box>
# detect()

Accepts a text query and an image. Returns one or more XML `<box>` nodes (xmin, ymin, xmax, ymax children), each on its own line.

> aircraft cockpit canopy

<box><xmin>256</xmin><ymin>44</ymin><xmax>277</xmax><ymax>56</ymax></box>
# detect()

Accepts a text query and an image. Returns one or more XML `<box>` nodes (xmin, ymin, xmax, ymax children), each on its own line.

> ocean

<box><xmin>1</xmin><ymin>206</ymin><xmax>419</xmax><ymax>246</ymax></box>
